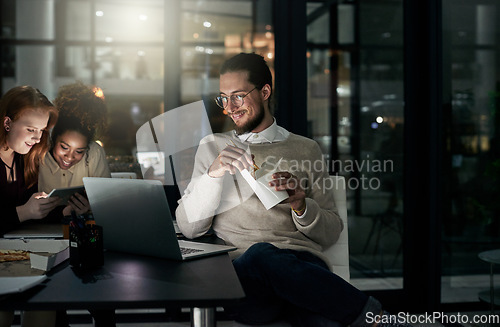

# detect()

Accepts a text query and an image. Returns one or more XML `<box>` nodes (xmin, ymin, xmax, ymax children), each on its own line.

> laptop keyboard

<box><xmin>180</xmin><ymin>247</ymin><xmax>204</xmax><ymax>255</ymax></box>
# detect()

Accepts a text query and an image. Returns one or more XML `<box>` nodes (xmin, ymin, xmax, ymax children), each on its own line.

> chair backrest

<box><xmin>322</xmin><ymin>175</ymin><xmax>350</xmax><ymax>282</ymax></box>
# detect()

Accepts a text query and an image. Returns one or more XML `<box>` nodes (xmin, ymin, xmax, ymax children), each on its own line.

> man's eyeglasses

<box><xmin>214</xmin><ymin>87</ymin><xmax>257</xmax><ymax>109</ymax></box>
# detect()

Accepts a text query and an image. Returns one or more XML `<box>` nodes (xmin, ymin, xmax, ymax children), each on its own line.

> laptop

<box><xmin>82</xmin><ymin>177</ymin><xmax>236</xmax><ymax>260</ymax></box>
<box><xmin>3</xmin><ymin>223</ymin><xmax>63</xmax><ymax>239</ymax></box>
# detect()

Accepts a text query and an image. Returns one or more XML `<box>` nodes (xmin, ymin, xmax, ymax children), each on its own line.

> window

<box><xmin>307</xmin><ymin>1</ymin><xmax>405</xmax><ymax>291</ymax></box>
<box><xmin>1</xmin><ymin>0</ymin><xmax>273</xmax><ymax>177</ymax></box>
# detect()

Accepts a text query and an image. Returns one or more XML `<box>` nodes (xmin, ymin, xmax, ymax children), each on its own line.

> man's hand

<box><xmin>208</xmin><ymin>144</ymin><xmax>253</xmax><ymax>178</ymax></box>
<box><xmin>269</xmin><ymin>172</ymin><xmax>307</xmax><ymax>215</ymax></box>
<box><xmin>17</xmin><ymin>192</ymin><xmax>61</xmax><ymax>222</ymax></box>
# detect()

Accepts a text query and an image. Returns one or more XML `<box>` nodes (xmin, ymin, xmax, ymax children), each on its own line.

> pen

<box><xmin>226</xmin><ymin>138</ymin><xmax>260</xmax><ymax>171</ymax></box>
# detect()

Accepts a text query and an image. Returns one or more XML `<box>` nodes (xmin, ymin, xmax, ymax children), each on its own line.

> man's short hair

<box><xmin>220</xmin><ymin>53</ymin><xmax>273</xmax><ymax>94</ymax></box>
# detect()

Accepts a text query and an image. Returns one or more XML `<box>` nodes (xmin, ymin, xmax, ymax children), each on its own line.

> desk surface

<box><xmin>0</xmin><ymin>251</ymin><xmax>245</xmax><ymax>311</ymax></box>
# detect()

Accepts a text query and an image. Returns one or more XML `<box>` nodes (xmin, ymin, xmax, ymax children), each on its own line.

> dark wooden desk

<box><xmin>0</xmin><ymin>251</ymin><xmax>245</xmax><ymax>327</ymax></box>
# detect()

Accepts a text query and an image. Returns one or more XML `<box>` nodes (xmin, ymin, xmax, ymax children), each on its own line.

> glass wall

<box><xmin>307</xmin><ymin>1</ymin><xmax>405</xmax><ymax>290</ymax></box>
<box><xmin>442</xmin><ymin>0</ymin><xmax>500</xmax><ymax>305</ymax></box>
<box><xmin>355</xmin><ymin>1</ymin><xmax>404</xmax><ymax>285</ymax></box>
<box><xmin>306</xmin><ymin>0</ymin><xmax>500</xmax><ymax>307</ymax></box>
<box><xmin>3</xmin><ymin>0</ymin><xmax>500</xmax><ymax>310</ymax></box>
<box><xmin>1</xmin><ymin>0</ymin><xmax>273</xmax><ymax>175</ymax></box>
<box><xmin>179</xmin><ymin>0</ymin><xmax>274</xmax><ymax>132</ymax></box>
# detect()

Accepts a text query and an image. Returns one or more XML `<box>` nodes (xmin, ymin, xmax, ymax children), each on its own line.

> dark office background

<box><xmin>1</xmin><ymin>0</ymin><xmax>499</xmax><ymax>314</ymax></box>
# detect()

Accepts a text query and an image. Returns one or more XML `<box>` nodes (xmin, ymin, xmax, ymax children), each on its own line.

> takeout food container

<box><xmin>0</xmin><ymin>239</ymin><xmax>69</xmax><ymax>272</ymax></box>
<box><xmin>240</xmin><ymin>158</ymin><xmax>289</xmax><ymax>210</ymax></box>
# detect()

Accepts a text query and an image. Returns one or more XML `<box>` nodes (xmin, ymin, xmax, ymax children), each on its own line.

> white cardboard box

<box><xmin>0</xmin><ymin>239</ymin><xmax>69</xmax><ymax>271</ymax></box>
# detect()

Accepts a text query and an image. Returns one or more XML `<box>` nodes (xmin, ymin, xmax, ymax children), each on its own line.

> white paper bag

<box><xmin>240</xmin><ymin>158</ymin><xmax>289</xmax><ymax>210</ymax></box>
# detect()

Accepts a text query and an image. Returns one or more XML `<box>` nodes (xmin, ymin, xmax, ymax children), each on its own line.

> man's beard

<box><xmin>234</xmin><ymin>104</ymin><xmax>265</xmax><ymax>135</ymax></box>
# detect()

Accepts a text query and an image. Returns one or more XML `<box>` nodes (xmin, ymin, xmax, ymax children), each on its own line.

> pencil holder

<box><xmin>69</xmin><ymin>217</ymin><xmax>104</xmax><ymax>269</ymax></box>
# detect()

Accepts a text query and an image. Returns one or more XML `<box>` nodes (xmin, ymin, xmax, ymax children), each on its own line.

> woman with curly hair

<box><xmin>38</xmin><ymin>81</ymin><xmax>111</xmax><ymax>217</ymax></box>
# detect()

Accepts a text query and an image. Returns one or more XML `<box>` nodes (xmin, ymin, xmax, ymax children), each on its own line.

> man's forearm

<box><xmin>175</xmin><ymin>173</ymin><xmax>224</xmax><ymax>238</ymax></box>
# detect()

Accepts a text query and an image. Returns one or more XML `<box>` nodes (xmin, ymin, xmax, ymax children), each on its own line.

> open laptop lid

<box><xmin>83</xmin><ymin>177</ymin><xmax>183</xmax><ymax>260</ymax></box>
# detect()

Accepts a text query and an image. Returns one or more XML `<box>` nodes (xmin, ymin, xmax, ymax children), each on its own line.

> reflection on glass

<box><xmin>95</xmin><ymin>46</ymin><xmax>163</xmax><ymax>81</ymax></box>
<box><xmin>12</xmin><ymin>0</ymin><xmax>54</xmax><ymax>40</ymax></box>
<box><xmin>65</xmin><ymin>0</ymin><xmax>91</xmax><ymax>41</ymax></box>
<box><xmin>180</xmin><ymin>0</ymin><xmax>274</xmax><ymax>131</ymax></box>
<box><xmin>55</xmin><ymin>46</ymin><xmax>92</xmax><ymax>80</ymax></box>
<box><xmin>181</xmin><ymin>1</ymin><xmax>253</xmax><ymax>43</ymax></box>
<box><xmin>1</xmin><ymin>0</ymin><xmax>275</xmax><ymax>180</ymax></box>
<box><xmin>442</xmin><ymin>0</ymin><xmax>500</xmax><ymax>304</ymax></box>
<box><xmin>307</xmin><ymin>1</ymin><xmax>405</xmax><ymax>290</ymax></box>
<box><xmin>94</xmin><ymin>1</ymin><xmax>164</xmax><ymax>43</ymax></box>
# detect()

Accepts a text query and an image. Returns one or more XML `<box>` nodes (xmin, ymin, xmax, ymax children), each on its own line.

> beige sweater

<box><xmin>176</xmin><ymin>132</ymin><xmax>343</xmax><ymax>266</ymax></box>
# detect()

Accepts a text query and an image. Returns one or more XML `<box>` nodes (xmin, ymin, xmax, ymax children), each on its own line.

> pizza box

<box><xmin>0</xmin><ymin>239</ymin><xmax>69</xmax><ymax>272</ymax></box>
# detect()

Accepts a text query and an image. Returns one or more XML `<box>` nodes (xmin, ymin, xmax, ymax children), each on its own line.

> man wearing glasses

<box><xmin>176</xmin><ymin>53</ymin><xmax>410</xmax><ymax>327</ymax></box>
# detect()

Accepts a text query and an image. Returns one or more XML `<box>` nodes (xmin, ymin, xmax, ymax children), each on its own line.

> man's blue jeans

<box><xmin>226</xmin><ymin>242</ymin><xmax>381</xmax><ymax>326</ymax></box>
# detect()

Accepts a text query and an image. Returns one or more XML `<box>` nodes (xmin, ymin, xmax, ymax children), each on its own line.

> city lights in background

<box><xmin>90</xmin><ymin>3</ymin><xmax>275</xmax><ymax>88</ymax></box>
<box><xmin>96</xmin><ymin>10</ymin><xmax>149</xmax><ymax>21</ymax></box>
<box><xmin>195</xmin><ymin>46</ymin><xmax>213</xmax><ymax>54</ymax></box>
<box><xmin>337</xmin><ymin>85</ymin><xmax>351</xmax><ymax>96</ymax></box>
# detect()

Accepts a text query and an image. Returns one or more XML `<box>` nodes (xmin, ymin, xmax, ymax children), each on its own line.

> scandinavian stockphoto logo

<box><xmin>261</xmin><ymin>155</ymin><xmax>394</xmax><ymax>192</ymax></box>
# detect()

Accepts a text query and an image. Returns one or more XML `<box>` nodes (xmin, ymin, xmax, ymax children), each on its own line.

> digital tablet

<box><xmin>46</xmin><ymin>186</ymin><xmax>86</xmax><ymax>204</ymax></box>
